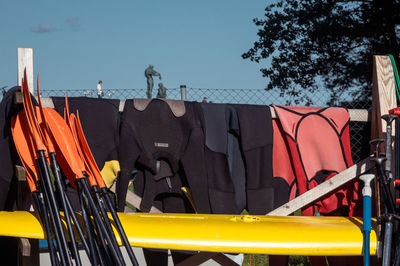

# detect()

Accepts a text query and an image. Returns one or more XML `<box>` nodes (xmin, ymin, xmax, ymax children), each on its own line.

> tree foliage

<box><xmin>243</xmin><ymin>0</ymin><xmax>400</xmax><ymax>106</ymax></box>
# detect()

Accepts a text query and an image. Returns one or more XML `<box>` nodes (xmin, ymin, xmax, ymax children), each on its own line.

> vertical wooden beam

<box><xmin>371</xmin><ymin>55</ymin><xmax>397</xmax><ymax>237</ymax></box>
<box><xmin>15</xmin><ymin>165</ymin><xmax>39</xmax><ymax>266</ymax></box>
<box><xmin>371</xmin><ymin>55</ymin><xmax>397</xmax><ymax>173</ymax></box>
<box><xmin>17</xmin><ymin>48</ymin><xmax>34</xmax><ymax>94</ymax></box>
<box><xmin>371</xmin><ymin>55</ymin><xmax>397</xmax><ymax>142</ymax></box>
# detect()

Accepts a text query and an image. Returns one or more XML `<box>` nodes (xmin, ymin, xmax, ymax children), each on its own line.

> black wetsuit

<box><xmin>118</xmin><ymin>99</ymin><xmax>208</xmax><ymax>266</ymax></box>
<box><xmin>201</xmin><ymin>103</ymin><xmax>246</xmax><ymax>214</ymax></box>
<box><xmin>1</xmin><ymin>86</ymin><xmax>40</xmax><ymax>210</ymax></box>
<box><xmin>52</xmin><ymin>97</ymin><xmax>121</xmax><ymax>209</ymax></box>
<box><xmin>52</xmin><ymin>97</ymin><xmax>121</xmax><ymax>172</ymax></box>
<box><xmin>118</xmin><ymin>99</ymin><xmax>210</xmax><ymax>213</ymax></box>
<box><xmin>0</xmin><ymin>87</ymin><xmax>22</xmax><ymax>210</ymax></box>
<box><xmin>1</xmin><ymin>86</ymin><xmax>39</xmax><ymax>265</ymax></box>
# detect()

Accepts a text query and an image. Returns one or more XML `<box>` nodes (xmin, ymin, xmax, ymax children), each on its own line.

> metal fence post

<box><xmin>180</xmin><ymin>85</ymin><xmax>187</xmax><ymax>101</ymax></box>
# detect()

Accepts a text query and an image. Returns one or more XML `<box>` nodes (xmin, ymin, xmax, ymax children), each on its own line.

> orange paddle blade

<box><xmin>35</xmin><ymin>75</ymin><xmax>55</xmax><ymax>154</ymax></box>
<box><xmin>32</xmin><ymin>106</ymin><xmax>52</xmax><ymax>165</ymax></box>
<box><xmin>64</xmin><ymin>94</ymin><xmax>97</xmax><ymax>187</ymax></box>
<box><xmin>74</xmin><ymin>111</ymin><xmax>107</xmax><ymax>189</ymax></box>
<box><xmin>21</xmin><ymin>71</ymin><xmax>46</xmax><ymax>152</ymax></box>
<box><xmin>42</xmin><ymin>108</ymin><xmax>86</xmax><ymax>186</ymax></box>
<box><xmin>68</xmin><ymin>114</ymin><xmax>98</xmax><ymax>187</ymax></box>
<box><xmin>11</xmin><ymin>111</ymin><xmax>39</xmax><ymax>192</ymax></box>
<box><xmin>64</xmin><ymin>93</ymin><xmax>70</xmax><ymax>126</ymax></box>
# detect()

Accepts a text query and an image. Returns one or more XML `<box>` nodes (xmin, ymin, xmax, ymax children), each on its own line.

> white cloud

<box><xmin>66</xmin><ymin>17</ymin><xmax>80</xmax><ymax>31</ymax></box>
<box><xmin>30</xmin><ymin>23</ymin><xmax>57</xmax><ymax>33</ymax></box>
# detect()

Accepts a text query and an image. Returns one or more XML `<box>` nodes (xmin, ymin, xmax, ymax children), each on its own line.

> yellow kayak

<box><xmin>0</xmin><ymin>211</ymin><xmax>377</xmax><ymax>256</ymax></box>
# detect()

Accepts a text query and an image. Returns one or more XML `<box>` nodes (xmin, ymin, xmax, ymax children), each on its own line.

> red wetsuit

<box><xmin>273</xmin><ymin>105</ymin><xmax>360</xmax><ymax>216</ymax></box>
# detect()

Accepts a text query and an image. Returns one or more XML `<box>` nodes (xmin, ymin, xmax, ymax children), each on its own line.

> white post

<box><xmin>180</xmin><ymin>85</ymin><xmax>187</xmax><ymax>101</ymax></box>
<box><xmin>17</xmin><ymin>48</ymin><xmax>34</xmax><ymax>94</ymax></box>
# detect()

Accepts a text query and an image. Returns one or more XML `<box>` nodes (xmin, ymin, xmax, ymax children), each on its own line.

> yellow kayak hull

<box><xmin>0</xmin><ymin>211</ymin><xmax>377</xmax><ymax>256</ymax></box>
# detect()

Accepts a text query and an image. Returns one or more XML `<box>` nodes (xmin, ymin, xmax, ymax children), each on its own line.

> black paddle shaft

<box><xmin>79</xmin><ymin>180</ymin><xmax>114</xmax><ymax>266</ymax></box>
<box><xmin>92</xmin><ymin>184</ymin><xmax>125</xmax><ymax>264</ymax></box>
<box><xmin>373</xmin><ymin>157</ymin><xmax>396</xmax><ymax>214</ymax></box>
<box><xmin>101</xmin><ymin>187</ymin><xmax>139</xmax><ymax>266</ymax></box>
<box><xmin>32</xmin><ymin>191</ymin><xmax>59</xmax><ymax>266</ymax></box>
<box><xmin>90</xmin><ymin>204</ymin><xmax>114</xmax><ymax>266</ymax></box>
<box><xmin>79</xmin><ymin>179</ymin><xmax>125</xmax><ymax>266</ymax></box>
<box><xmin>37</xmin><ymin>152</ymin><xmax>71</xmax><ymax>266</ymax></box>
<box><xmin>49</xmin><ymin>153</ymin><xmax>82</xmax><ymax>266</ymax></box>
<box><xmin>36</xmin><ymin>169</ymin><xmax>68</xmax><ymax>266</ymax></box>
<box><xmin>77</xmin><ymin>180</ymin><xmax>100</xmax><ymax>266</ymax></box>
<box><xmin>382</xmin><ymin>114</ymin><xmax>397</xmax><ymax>179</ymax></box>
<box><xmin>63</xmin><ymin>192</ymin><xmax>91</xmax><ymax>256</ymax></box>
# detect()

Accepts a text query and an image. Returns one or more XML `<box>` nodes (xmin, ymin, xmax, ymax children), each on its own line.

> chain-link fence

<box><xmin>6</xmin><ymin>86</ymin><xmax>370</xmax><ymax>163</ymax></box>
<box><xmin>39</xmin><ymin>87</ymin><xmax>344</xmax><ymax>106</ymax></box>
<box><xmin>38</xmin><ymin>86</ymin><xmax>369</xmax><ymax>105</ymax></box>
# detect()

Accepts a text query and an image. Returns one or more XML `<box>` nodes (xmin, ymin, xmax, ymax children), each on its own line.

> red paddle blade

<box><xmin>74</xmin><ymin>111</ymin><xmax>107</xmax><ymax>189</ymax></box>
<box><xmin>68</xmin><ymin>113</ymin><xmax>98</xmax><ymax>188</ymax></box>
<box><xmin>42</xmin><ymin>108</ymin><xmax>86</xmax><ymax>187</ymax></box>
<box><xmin>11</xmin><ymin>111</ymin><xmax>39</xmax><ymax>192</ymax></box>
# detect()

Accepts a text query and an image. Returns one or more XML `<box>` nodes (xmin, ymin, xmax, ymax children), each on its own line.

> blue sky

<box><xmin>0</xmin><ymin>0</ymin><xmax>270</xmax><ymax>91</ymax></box>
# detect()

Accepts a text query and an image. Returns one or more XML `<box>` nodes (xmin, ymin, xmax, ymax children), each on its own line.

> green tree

<box><xmin>243</xmin><ymin>0</ymin><xmax>400</xmax><ymax>106</ymax></box>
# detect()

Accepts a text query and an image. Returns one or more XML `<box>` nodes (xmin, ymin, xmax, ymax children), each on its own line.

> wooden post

<box><xmin>370</xmin><ymin>55</ymin><xmax>397</xmax><ymax>241</ymax></box>
<box><xmin>371</xmin><ymin>56</ymin><xmax>397</xmax><ymax>138</ymax></box>
<box><xmin>15</xmin><ymin>165</ymin><xmax>40</xmax><ymax>266</ymax></box>
<box><xmin>371</xmin><ymin>55</ymin><xmax>397</xmax><ymax>152</ymax></box>
<box><xmin>180</xmin><ymin>85</ymin><xmax>187</xmax><ymax>101</ymax></box>
<box><xmin>17</xmin><ymin>48</ymin><xmax>34</xmax><ymax>94</ymax></box>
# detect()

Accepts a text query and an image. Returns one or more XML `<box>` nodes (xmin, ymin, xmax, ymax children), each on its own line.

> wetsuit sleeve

<box><xmin>226</xmin><ymin>106</ymin><xmax>246</xmax><ymax>213</ymax></box>
<box><xmin>235</xmin><ymin>104</ymin><xmax>275</xmax><ymax>215</ymax></box>
<box><xmin>117</xmin><ymin>105</ymin><xmax>141</xmax><ymax>211</ymax></box>
<box><xmin>181</xmin><ymin>125</ymin><xmax>211</xmax><ymax>214</ymax></box>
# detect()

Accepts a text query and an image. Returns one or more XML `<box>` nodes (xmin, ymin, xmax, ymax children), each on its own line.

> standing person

<box><xmin>202</xmin><ymin>97</ymin><xmax>208</xmax><ymax>103</ymax></box>
<box><xmin>144</xmin><ymin>65</ymin><xmax>162</xmax><ymax>98</ymax></box>
<box><xmin>97</xmin><ymin>80</ymin><xmax>104</xmax><ymax>98</ymax></box>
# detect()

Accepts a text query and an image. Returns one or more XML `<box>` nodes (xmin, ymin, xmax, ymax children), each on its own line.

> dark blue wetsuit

<box><xmin>201</xmin><ymin>103</ymin><xmax>246</xmax><ymax>214</ymax></box>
